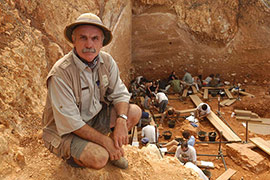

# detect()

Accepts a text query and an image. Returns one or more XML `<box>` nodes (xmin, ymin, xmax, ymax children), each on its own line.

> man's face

<box><xmin>72</xmin><ymin>25</ymin><xmax>104</xmax><ymax>62</ymax></box>
<box><xmin>181</xmin><ymin>146</ymin><xmax>188</xmax><ymax>152</ymax></box>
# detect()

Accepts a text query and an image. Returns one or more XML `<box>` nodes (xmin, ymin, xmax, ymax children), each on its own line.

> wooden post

<box><xmin>218</xmin><ymin>97</ymin><xmax>221</xmax><ymax>114</ymax></box>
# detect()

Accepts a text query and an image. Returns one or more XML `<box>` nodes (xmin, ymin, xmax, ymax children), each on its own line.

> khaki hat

<box><xmin>64</xmin><ymin>13</ymin><xmax>112</xmax><ymax>46</ymax></box>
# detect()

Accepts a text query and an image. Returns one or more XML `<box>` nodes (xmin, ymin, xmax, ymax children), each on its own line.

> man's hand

<box><xmin>182</xmin><ymin>157</ymin><xmax>189</xmax><ymax>163</ymax></box>
<box><xmin>113</xmin><ymin>118</ymin><xmax>128</xmax><ymax>148</ymax></box>
<box><xmin>104</xmin><ymin>136</ymin><xmax>124</xmax><ymax>160</ymax></box>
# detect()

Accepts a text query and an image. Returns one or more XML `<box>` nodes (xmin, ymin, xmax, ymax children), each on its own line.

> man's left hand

<box><xmin>113</xmin><ymin>118</ymin><xmax>128</xmax><ymax>148</ymax></box>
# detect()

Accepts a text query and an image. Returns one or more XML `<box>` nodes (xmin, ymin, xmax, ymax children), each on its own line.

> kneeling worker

<box><xmin>175</xmin><ymin>141</ymin><xmax>197</xmax><ymax>165</ymax></box>
<box><xmin>42</xmin><ymin>13</ymin><xmax>141</xmax><ymax>169</ymax></box>
<box><xmin>194</xmin><ymin>103</ymin><xmax>211</xmax><ymax>121</ymax></box>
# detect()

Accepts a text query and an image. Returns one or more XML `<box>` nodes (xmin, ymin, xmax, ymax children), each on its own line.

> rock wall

<box><xmin>132</xmin><ymin>0</ymin><xmax>270</xmax><ymax>84</ymax></box>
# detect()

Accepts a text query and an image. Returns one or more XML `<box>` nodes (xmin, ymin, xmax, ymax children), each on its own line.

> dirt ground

<box><xmin>147</xmin><ymin>85</ymin><xmax>270</xmax><ymax>179</ymax></box>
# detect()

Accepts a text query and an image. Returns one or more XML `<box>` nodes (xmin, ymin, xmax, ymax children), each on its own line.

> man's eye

<box><xmin>80</xmin><ymin>36</ymin><xmax>87</xmax><ymax>40</ymax></box>
<box><xmin>93</xmin><ymin>36</ymin><xmax>99</xmax><ymax>41</ymax></box>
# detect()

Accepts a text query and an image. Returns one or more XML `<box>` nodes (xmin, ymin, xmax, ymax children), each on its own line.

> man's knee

<box><xmin>79</xmin><ymin>143</ymin><xmax>109</xmax><ymax>169</ymax></box>
<box><xmin>128</xmin><ymin>104</ymin><xmax>142</xmax><ymax>124</ymax></box>
<box><xmin>86</xmin><ymin>153</ymin><xmax>108</xmax><ymax>169</ymax></box>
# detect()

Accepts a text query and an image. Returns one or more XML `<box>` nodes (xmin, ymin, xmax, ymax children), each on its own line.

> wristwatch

<box><xmin>118</xmin><ymin>114</ymin><xmax>128</xmax><ymax>120</ymax></box>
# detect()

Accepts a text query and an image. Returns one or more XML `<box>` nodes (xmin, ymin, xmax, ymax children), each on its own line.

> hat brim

<box><xmin>64</xmin><ymin>22</ymin><xmax>112</xmax><ymax>46</ymax></box>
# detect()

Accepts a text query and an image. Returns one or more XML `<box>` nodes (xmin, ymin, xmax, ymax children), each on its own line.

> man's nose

<box><xmin>85</xmin><ymin>39</ymin><xmax>93</xmax><ymax>48</ymax></box>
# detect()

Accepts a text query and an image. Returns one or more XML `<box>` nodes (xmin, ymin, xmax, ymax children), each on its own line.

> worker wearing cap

<box><xmin>42</xmin><ymin>13</ymin><xmax>141</xmax><ymax>169</ymax></box>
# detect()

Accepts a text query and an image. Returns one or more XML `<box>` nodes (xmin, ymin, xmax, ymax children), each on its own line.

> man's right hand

<box><xmin>104</xmin><ymin>136</ymin><xmax>124</xmax><ymax>161</ymax></box>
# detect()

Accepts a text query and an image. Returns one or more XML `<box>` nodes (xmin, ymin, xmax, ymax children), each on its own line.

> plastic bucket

<box><xmin>208</xmin><ymin>132</ymin><xmax>217</xmax><ymax>141</ymax></box>
<box><xmin>163</xmin><ymin>131</ymin><xmax>172</xmax><ymax>140</ymax></box>
<box><xmin>168</xmin><ymin>120</ymin><xmax>175</xmax><ymax>128</ymax></box>
<box><xmin>198</xmin><ymin>131</ymin><xmax>206</xmax><ymax>141</ymax></box>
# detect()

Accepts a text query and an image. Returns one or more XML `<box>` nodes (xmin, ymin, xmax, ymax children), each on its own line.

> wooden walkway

<box><xmin>216</xmin><ymin>168</ymin><xmax>237</xmax><ymax>180</ymax></box>
<box><xmin>189</xmin><ymin>95</ymin><xmax>241</xmax><ymax>142</ymax></box>
<box><xmin>250</xmin><ymin>137</ymin><xmax>270</xmax><ymax>155</ymax></box>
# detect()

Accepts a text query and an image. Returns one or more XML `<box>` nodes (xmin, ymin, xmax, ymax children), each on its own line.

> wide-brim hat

<box><xmin>64</xmin><ymin>13</ymin><xmax>112</xmax><ymax>46</ymax></box>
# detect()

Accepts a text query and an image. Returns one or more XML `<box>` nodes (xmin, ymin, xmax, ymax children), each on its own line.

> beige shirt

<box><xmin>48</xmin><ymin>50</ymin><xmax>130</xmax><ymax>136</ymax></box>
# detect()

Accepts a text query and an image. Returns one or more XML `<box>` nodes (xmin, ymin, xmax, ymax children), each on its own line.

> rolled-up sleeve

<box><xmin>106</xmin><ymin>57</ymin><xmax>131</xmax><ymax>104</ymax></box>
<box><xmin>48</xmin><ymin>76</ymin><xmax>85</xmax><ymax>136</ymax></box>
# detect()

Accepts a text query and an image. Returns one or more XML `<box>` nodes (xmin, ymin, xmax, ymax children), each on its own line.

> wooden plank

<box><xmin>248</xmin><ymin>124</ymin><xmax>270</xmax><ymax>135</ymax></box>
<box><xmin>153</xmin><ymin>109</ymin><xmax>196</xmax><ymax>118</ymax></box>
<box><xmin>202</xmin><ymin>86</ymin><xmax>229</xmax><ymax>90</ymax></box>
<box><xmin>260</xmin><ymin>118</ymin><xmax>270</xmax><ymax>124</ymax></box>
<box><xmin>239</xmin><ymin>91</ymin><xmax>255</xmax><ymax>98</ymax></box>
<box><xmin>216</xmin><ymin>168</ymin><xmax>237</xmax><ymax>180</ymax></box>
<box><xmin>224</xmin><ymin>88</ymin><xmax>234</xmax><ymax>99</ymax></box>
<box><xmin>234</xmin><ymin>109</ymin><xmax>252</xmax><ymax>116</ymax></box>
<box><xmin>178</xmin><ymin>108</ymin><xmax>196</xmax><ymax>114</ymax></box>
<box><xmin>190</xmin><ymin>94</ymin><xmax>202</xmax><ymax>106</ymax></box>
<box><xmin>235</xmin><ymin>116</ymin><xmax>251</xmax><ymax>120</ymax></box>
<box><xmin>191</xmin><ymin>85</ymin><xmax>198</xmax><ymax>94</ymax></box>
<box><xmin>251</xmin><ymin>112</ymin><xmax>260</xmax><ymax>118</ymax></box>
<box><xmin>220</xmin><ymin>99</ymin><xmax>230</xmax><ymax>107</ymax></box>
<box><xmin>182</xmin><ymin>89</ymin><xmax>188</xmax><ymax>97</ymax></box>
<box><xmin>190</xmin><ymin>95</ymin><xmax>241</xmax><ymax>142</ymax></box>
<box><xmin>250</xmin><ymin>118</ymin><xmax>264</xmax><ymax>122</ymax></box>
<box><xmin>208</xmin><ymin>112</ymin><xmax>241</xmax><ymax>142</ymax></box>
<box><xmin>236</xmin><ymin>116</ymin><xmax>263</xmax><ymax>123</ymax></box>
<box><xmin>203</xmin><ymin>89</ymin><xmax>208</xmax><ymax>100</ymax></box>
<box><xmin>250</xmin><ymin>137</ymin><xmax>270</xmax><ymax>155</ymax></box>
<box><xmin>225</xmin><ymin>99</ymin><xmax>236</xmax><ymax>106</ymax></box>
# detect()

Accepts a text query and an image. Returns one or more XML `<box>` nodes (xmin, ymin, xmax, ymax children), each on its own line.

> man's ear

<box><xmin>71</xmin><ymin>34</ymin><xmax>75</xmax><ymax>43</ymax></box>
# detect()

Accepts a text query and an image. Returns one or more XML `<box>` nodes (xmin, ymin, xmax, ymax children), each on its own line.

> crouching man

<box><xmin>42</xmin><ymin>13</ymin><xmax>141</xmax><ymax>169</ymax></box>
<box><xmin>175</xmin><ymin>141</ymin><xmax>197</xmax><ymax>165</ymax></box>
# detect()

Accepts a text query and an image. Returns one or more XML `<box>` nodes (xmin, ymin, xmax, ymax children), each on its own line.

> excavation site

<box><xmin>1</xmin><ymin>0</ymin><xmax>270</xmax><ymax>180</ymax></box>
